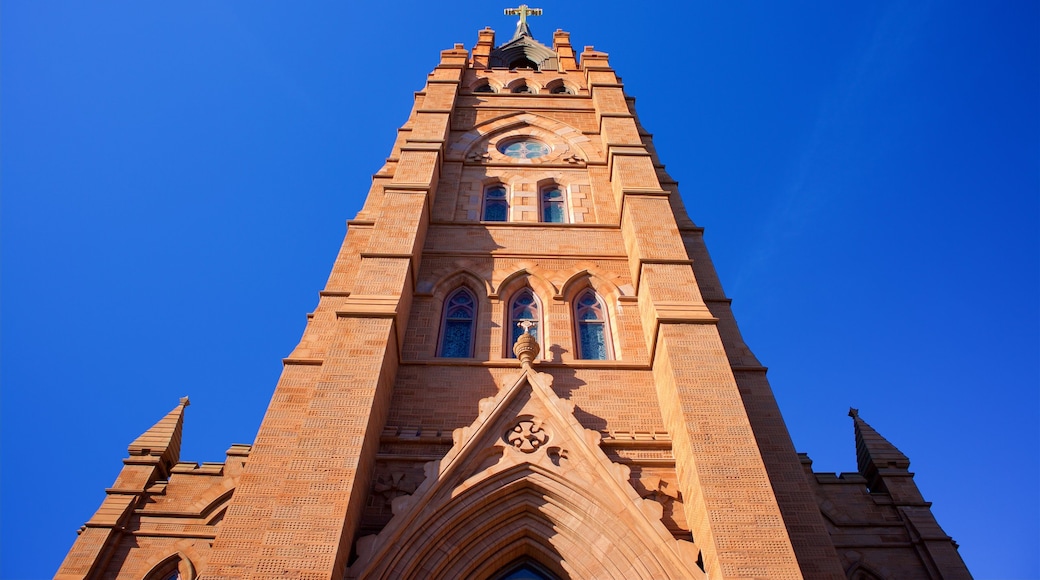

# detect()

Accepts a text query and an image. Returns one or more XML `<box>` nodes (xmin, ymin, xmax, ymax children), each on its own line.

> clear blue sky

<box><xmin>3</xmin><ymin>2</ymin><xmax>1037</xmax><ymax>578</ymax></box>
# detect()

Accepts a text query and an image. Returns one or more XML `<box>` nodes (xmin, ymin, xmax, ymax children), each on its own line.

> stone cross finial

<box><xmin>504</xmin><ymin>4</ymin><xmax>542</xmax><ymax>26</ymax></box>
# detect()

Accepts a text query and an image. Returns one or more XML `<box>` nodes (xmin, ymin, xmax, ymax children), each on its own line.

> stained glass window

<box><xmin>483</xmin><ymin>185</ymin><xmax>508</xmax><ymax>221</ymax></box>
<box><xmin>542</xmin><ymin>188</ymin><xmax>565</xmax><ymax>223</ymax></box>
<box><xmin>440</xmin><ymin>289</ymin><xmax>476</xmax><ymax>357</ymax></box>
<box><xmin>508</xmin><ymin>289</ymin><xmax>540</xmax><ymax>356</ymax></box>
<box><xmin>499</xmin><ymin>139</ymin><xmax>550</xmax><ymax>159</ymax></box>
<box><xmin>575</xmin><ymin>290</ymin><xmax>609</xmax><ymax>360</ymax></box>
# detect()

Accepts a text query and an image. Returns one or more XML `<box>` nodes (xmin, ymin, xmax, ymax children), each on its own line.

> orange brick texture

<box><xmin>59</xmin><ymin>25</ymin><xmax>973</xmax><ymax>580</ymax></box>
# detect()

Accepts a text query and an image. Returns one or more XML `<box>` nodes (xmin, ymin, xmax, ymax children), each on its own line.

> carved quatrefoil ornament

<box><xmin>506</xmin><ymin>420</ymin><xmax>548</xmax><ymax>453</ymax></box>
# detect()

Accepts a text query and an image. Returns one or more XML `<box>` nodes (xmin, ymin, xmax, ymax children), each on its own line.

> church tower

<box><xmin>58</xmin><ymin>10</ymin><xmax>971</xmax><ymax>580</ymax></box>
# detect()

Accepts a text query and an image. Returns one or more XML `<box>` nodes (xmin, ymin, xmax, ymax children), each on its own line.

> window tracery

<box><xmin>499</xmin><ymin>139</ymin><xmax>550</xmax><ymax>159</ymax></box>
<box><xmin>439</xmin><ymin>288</ymin><xmax>477</xmax><ymax>358</ymax></box>
<box><xmin>508</xmin><ymin>289</ymin><xmax>541</xmax><ymax>356</ymax></box>
<box><xmin>574</xmin><ymin>289</ymin><xmax>611</xmax><ymax>360</ymax></box>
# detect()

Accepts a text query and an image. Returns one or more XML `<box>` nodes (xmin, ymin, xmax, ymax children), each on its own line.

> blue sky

<box><xmin>2</xmin><ymin>2</ymin><xmax>1037</xmax><ymax>578</ymax></box>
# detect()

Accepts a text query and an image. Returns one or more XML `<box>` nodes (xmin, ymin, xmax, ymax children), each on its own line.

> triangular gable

<box><xmin>348</xmin><ymin>367</ymin><xmax>704</xmax><ymax>579</ymax></box>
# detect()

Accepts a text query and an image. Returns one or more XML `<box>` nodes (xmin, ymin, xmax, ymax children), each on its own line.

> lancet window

<box><xmin>439</xmin><ymin>288</ymin><xmax>477</xmax><ymax>358</ymax></box>
<box><xmin>508</xmin><ymin>289</ymin><xmax>541</xmax><ymax>356</ymax></box>
<box><xmin>574</xmin><ymin>289</ymin><xmax>611</xmax><ymax>360</ymax></box>
<box><xmin>483</xmin><ymin>185</ymin><xmax>509</xmax><ymax>221</ymax></box>
<box><xmin>541</xmin><ymin>186</ymin><xmax>566</xmax><ymax>223</ymax></box>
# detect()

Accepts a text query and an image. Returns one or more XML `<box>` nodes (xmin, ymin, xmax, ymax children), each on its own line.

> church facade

<box><xmin>57</xmin><ymin>14</ymin><xmax>972</xmax><ymax>580</ymax></box>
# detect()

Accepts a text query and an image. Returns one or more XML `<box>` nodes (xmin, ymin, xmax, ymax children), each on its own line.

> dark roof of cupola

<box><xmin>489</xmin><ymin>20</ymin><xmax>558</xmax><ymax>70</ymax></box>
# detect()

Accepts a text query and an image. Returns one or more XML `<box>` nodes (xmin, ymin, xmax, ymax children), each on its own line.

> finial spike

<box><xmin>512</xmin><ymin>321</ymin><xmax>540</xmax><ymax>367</ymax></box>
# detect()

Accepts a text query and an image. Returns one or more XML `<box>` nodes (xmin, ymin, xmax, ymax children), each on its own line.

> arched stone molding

<box><xmin>493</xmin><ymin>267</ymin><xmax>557</xmax><ymax>299</ymax></box>
<box><xmin>543</xmin><ymin>78</ymin><xmax>579</xmax><ymax>95</ymax></box>
<box><xmin>425</xmin><ymin>268</ymin><xmax>493</xmax><ymax>300</ymax></box>
<box><xmin>558</xmin><ymin>268</ymin><xmax>631</xmax><ymax>302</ymax></box>
<box><xmin>490</xmin><ymin>39</ymin><xmax>559</xmax><ymax>71</ymax></box>
<box><xmin>467</xmin><ymin>77</ymin><xmax>504</xmax><ymax>93</ymax></box>
<box><xmin>559</xmin><ymin>269</ymin><xmax>629</xmax><ymax>361</ymax></box>
<box><xmin>473</xmin><ymin>537</ymin><xmax>573</xmax><ymax>580</ymax></box>
<box><xmin>189</xmin><ymin>488</ymin><xmax>234</xmax><ymax>523</ymax></box>
<box><xmin>845</xmin><ymin>559</ymin><xmax>889</xmax><ymax>580</ymax></box>
<box><xmin>347</xmin><ymin>368</ymin><xmax>704</xmax><ymax>580</ymax></box>
<box><xmin>504</xmin><ymin>77</ymin><xmax>542</xmax><ymax>94</ymax></box>
<box><xmin>450</xmin><ymin>112</ymin><xmax>593</xmax><ymax>165</ymax></box>
<box><xmin>142</xmin><ymin>551</ymin><xmax>196</xmax><ymax>580</ymax></box>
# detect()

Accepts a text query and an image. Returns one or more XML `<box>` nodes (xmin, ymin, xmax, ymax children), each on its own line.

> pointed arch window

<box><xmin>508</xmin><ymin>288</ymin><xmax>541</xmax><ymax>356</ymax></box>
<box><xmin>541</xmin><ymin>187</ymin><xmax>566</xmax><ymax>223</ymax></box>
<box><xmin>574</xmin><ymin>290</ymin><xmax>611</xmax><ymax>360</ymax></box>
<box><xmin>494</xmin><ymin>562</ymin><xmax>557</xmax><ymax>580</ymax></box>
<box><xmin>439</xmin><ymin>288</ymin><xmax>477</xmax><ymax>358</ymax></box>
<box><xmin>474</xmin><ymin>82</ymin><xmax>495</xmax><ymax>93</ymax></box>
<box><xmin>483</xmin><ymin>185</ymin><xmax>509</xmax><ymax>221</ymax></box>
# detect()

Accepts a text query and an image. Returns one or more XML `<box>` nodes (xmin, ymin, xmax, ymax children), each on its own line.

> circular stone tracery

<box><xmin>499</xmin><ymin>139</ymin><xmax>551</xmax><ymax>159</ymax></box>
<box><xmin>506</xmin><ymin>420</ymin><xmax>549</xmax><ymax>453</ymax></box>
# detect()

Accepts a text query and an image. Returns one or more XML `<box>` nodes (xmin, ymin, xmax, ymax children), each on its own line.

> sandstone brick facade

<box><xmin>57</xmin><ymin>23</ymin><xmax>971</xmax><ymax>580</ymax></box>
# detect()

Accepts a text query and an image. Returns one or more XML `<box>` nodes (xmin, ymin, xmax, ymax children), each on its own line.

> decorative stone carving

<box><xmin>512</xmin><ymin>321</ymin><xmax>540</xmax><ymax>366</ymax></box>
<box><xmin>506</xmin><ymin>420</ymin><xmax>548</xmax><ymax>453</ymax></box>
<box><xmin>374</xmin><ymin>471</ymin><xmax>416</xmax><ymax>506</ymax></box>
<box><xmin>547</xmin><ymin>446</ymin><xmax>568</xmax><ymax>466</ymax></box>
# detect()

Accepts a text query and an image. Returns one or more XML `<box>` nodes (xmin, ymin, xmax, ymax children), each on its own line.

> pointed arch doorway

<box><xmin>493</xmin><ymin>559</ymin><xmax>564</xmax><ymax>580</ymax></box>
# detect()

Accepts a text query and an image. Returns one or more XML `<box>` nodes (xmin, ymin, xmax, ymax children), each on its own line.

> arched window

<box><xmin>483</xmin><ymin>185</ymin><xmax>509</xmax><ymax>221</ymax></box>
<box><xmin>439</xmin><ymin>288</ymin><xmax>477</xmax><ymax>357</ymax></box>
<box><xmin>541</xmin><ymin>187</ymin><xmax>566</xmax><ymax>223</ymax></box>
<box><xmin>550</xmin><ymin>84</ymin><xmax>573</xmax><ymax>95</ymax></box>
<box><xmin>474</xmin><ymin>82</ymin><xmax>494</xmax><ymax>93</ymax></box>
<box><xmin>509</xmin><ymin>58</ymin><xmax>539</xmax><ymax>70</ymax></box>
<box><xmin>491</xmin><ymin>559</ymin><xmax>559</xmax><ymax>580</ymax></box>
<box><xmin>143</xmin><ymin>554</ymin><xmax>191</xmax><ymax>580</ymax></box>
<box><xmin>574</xmin><ymin>289</ymin><xmax>611</xmax><ymax>360</ymax></box>
<box><xmin>508</xmin><ymin>288</ymin><xmax>541</xmax><ymax>356</ymax></box>
<box><xmin>511</xmin><ymin>83</ymin><xmax>533</xmax><ymax>94</ymax></box>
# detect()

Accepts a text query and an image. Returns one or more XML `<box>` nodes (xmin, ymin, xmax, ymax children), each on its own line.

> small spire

<box><xmin>504</xmin><ymin>4</ymin><xmax>542</xmax><ymax>41</ymax></box>
<box><xmin>851</xmin><ymin>409</ymin><xmax>910</xmax><ymax>490</ymax></box>
<box><xmin>127</xmin><ymin>397</ymin><xmax>190</xmax><ymax>470</ymax></box>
